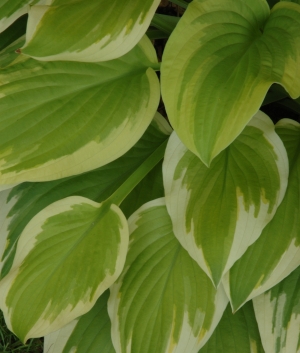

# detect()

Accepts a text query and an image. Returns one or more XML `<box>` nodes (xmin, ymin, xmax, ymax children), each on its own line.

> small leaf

<box><xmin>223</xmin><ymin>118</ymin><xmax>300</xmax><ymax>311</ymax></box>
<box><xmin>163</xmin><ymin>111</ymin><xmax>288</xmax><ymax>286</ymax></box>
<box><xmin>0</xmin><ymin>196</ymin><xmax>129</xmax><ymax>341</ymax></box>
<box><xmin>21</xmin><ymin>0</ymin><xmax>160</xmax><ymax>62</ymax></box>
<box><xmin>161</xmin><ymin>0</ymin><xmax>300</xmax><ymax>165</ymax></box>
<box><xmin>108</xmin><ymin>198</ymin><xmax>228</xmax><ymax>353</ymax></box>
<box><xmin>253</xmin><ymin>265</ymin><xmax>300</xmax><ymax>353</ymax></box>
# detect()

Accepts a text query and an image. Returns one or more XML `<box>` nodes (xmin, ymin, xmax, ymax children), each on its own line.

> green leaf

<box><xmin>199</xmin><ymin>302</ymin><xmax>265</xmax><ymax>353</ymax></box>
<box><xmin>0</xmin><ymin>0</ymin><xmax>41</xmax><ymax>34</ymax></box>
<box><xmin>151</xmin><ymin>14</ymin><xmax>179</xmax><ymax>34</ymax></box>
<box><xmin>253</xmin><ymin>265</ymin><xmax>300</xmax><ymax>353</ymax></box>
<box><xmin>108</xmin><ymin>198</ymin><xmax>228</xmax><ymax>353</ymax></box>
<box><xmin>0</xmin><ymin>113</ymin><xmax>170</xmax><ymax>278</ymax></box>
<box><xmin>21</xmin><ymin>0</ymin><xmax>160</xmax><ymax>62</ymax></box>
<box><xmin>0</xmin><ymin>15</ymin><xmax>27</xmax><ymax>52</ymax></box>
<box><xmin>0</xmin><ymin>196</ymin><xmax>129</xmax><ymax>342</ymax></box>
<box><xmin>223</xmin><ymin>118</ymin><xmax>300</xmax><ymax>311</ymax></box>
<box><xmin>44</xmin><ymin>290</ymin><xmax>115</xmax><ymax>353</ymax></box>
<box><xmin>163</xmin><ymin>111</ymin><xmax>288</xmax><ymax>286</ymax></box>
<box><xmin>0</xmin><ymin>35</ymin><xmax>160</xmax><ymax>186</ymax></box>
<box><xmin>161</xmin><ymin>0</ymin><xmax>300</xmax><ymax>166</ymax></box>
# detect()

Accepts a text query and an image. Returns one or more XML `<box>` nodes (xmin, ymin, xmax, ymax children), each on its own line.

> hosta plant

<box><xmin>0</xmin><ymin>0</ymin><xmax>300</xmax><ymax>352</ymax></box>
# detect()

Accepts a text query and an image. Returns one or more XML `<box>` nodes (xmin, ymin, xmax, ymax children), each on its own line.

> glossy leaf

<box><xmin>253</xmin><ymin>265</ymin><xmax>300</xmax><ymax>353</ymax></box>
<box><xmin>21</xmin><ymin>0</ymin><xmax>160</xmax><ymax>62</ymax></box>
<box><xmin>0</xmin><ymin>35</ymin><xmax>160</xmax><ymax>186</ymax></box>
<box><xmin>161</xmin><ymin>0</ymin><xmax>300</xmax><ymax>165</ymax></box>
<box><xmin>223</xmin><ymin>118</ymin><xmax>300</xmax><ymax>311</ymax></box>
<box><xmin>0</xmin><ymin>196</ymin><xmax>129</xmax><ymax>342</ymax></box>
<box><xmin>44</xmin><ymin>290</ymin><xmax>115</xmax><ymax>353</ymax></box>
<box><xmin>108</xmin><ymin>198</ymin><xmax>228</xmax><ymax>353</ymax></box>
<box><xmin>199</xmin><ymin>302</ymin><xmax>265</xmax><ymax>353</ymax></box>
<box><xmin>0</xmin><ymin>113</ymin><xmax>170</xmax><ymax>278</ymax></box>
<box><xmin>163</xmin><ymin>111</ymin><xmax>288</xmax><ymax>286</ymax></box>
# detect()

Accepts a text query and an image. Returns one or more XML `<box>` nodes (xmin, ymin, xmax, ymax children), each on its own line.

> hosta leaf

<box><xmin>108</xmin><ymin>198</ymin><xmax>228</xmax><ymax>353</ymax></box>
<box><xmin>253</xmin><ymin>265</ymin><xmax>300</xmax><ymax>353</ymax></box>
<box><xmin>0</xmin><ymin>0</ymin><xmax>43</xmax><ymax>34</ymax></box>
<box><xmin>44</xmin><ymin>290</ymin><xmax>115</xmax><ymax>353</ymax></box>
<box><xmin>21</xmin><ymin>0</ymin><xmax>160</xmax><ymax>62</ymax></box>
<box><xmin>0</xmin><ymin>35</ymin><xmax>160</xmax><ymax>186</ymax></box>
<box><xmin>199</xmin><ymin>302</ymin><xmax>265</xmax><ymax>353</ymax></box>
<box><xmin>0</xmin><ymin>15</ymin><xmax>27</xmax><ymax>52</ymax></box>
<box><xmin>0</xmin><ymin>196</ymin><xmax>129</xmax><ymax>342</ymax></box>
<box><xmin>223</xmin><ymin>118</ymin><xmax>300</xmax><ymax>311</ymax></box>
<box><xmin>161</xmin><ymin>0</ymin><xmax>300</xmax><ymax>166</ymax></box>
<box><xmin>0</xmin><ymin>113</ymin><xmax>170</xmax><ymax>278</ymax></box>
<box><xmin>163</xmin><ymin>111</ymin><xmax>288</xmax><ymax>286</ymax></box>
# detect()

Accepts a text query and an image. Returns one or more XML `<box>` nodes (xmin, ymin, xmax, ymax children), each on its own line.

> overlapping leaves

<box><xmin>108</xmin><ymin>199</ymin><xmax>228</xmax><ymax>353</ymax></box>
<box><xmin>0</xmin><ymin>35</ymin><xmax>160</xmax><ymax>187</ymax></box>
<box><xmin>163</xmin><ymin>112</ymin><xmax>288</xmax><ymax>286</ymax></box>
<box><xmin>223</xmin><ymin>119</ymin><xmax>300</xmax><ymax>311</ymax></box>
<box><xmin>161</xmin><ymin>0</ymin><xmax>300</xmax><ymax>165</ymax></box>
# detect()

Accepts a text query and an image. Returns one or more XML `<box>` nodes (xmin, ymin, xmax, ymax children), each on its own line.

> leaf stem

<box><xmin>105</xmin><ymin>140</ymin><xmax>168</xmax><ymax>206</ymax></box>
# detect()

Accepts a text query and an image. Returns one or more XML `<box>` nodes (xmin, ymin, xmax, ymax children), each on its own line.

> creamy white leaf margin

<box><xmin>163</xmin><ymin>111</ymin><xmax>288</xmax><ymax>286</ymax></box>
<box><xmin>108</xmin><ymin>198</ymin><xmax>228</xmax><ymax>353</ymax></box>
<box><xmin>253</xmin><ymin>265</ymin><xmax>300</xmax><ymax>353</ymax></box>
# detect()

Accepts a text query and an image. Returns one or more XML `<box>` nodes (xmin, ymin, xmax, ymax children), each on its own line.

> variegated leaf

<box><xmin>0</xmin><ymin>113</ymin><xmax>170</xmax><ymax>279</ymax></box>
<box><xmin>0</xmin><ymin>35</ymin><xmax>160</xmax><ymax>186</ymax></box>
<box><xmin>108</xmin><ymin>198</ymin><xmax>228</xmax><ymax>353</ymax></box>
<box><xmin>44</xmin><ymin>290</ymin><xmax>115</xmax><ymax>353</ymax></box>
<box><xmin>161</xmin><ymin>0</ymin><xmax>300</xmax><ymax>166</ymax></box>
<box><xmin>163</xmin><ymin>111</ymin><xmax>288</xmax><ymax>286</ymax></box>
<box><xmin>253</xmin><ymin>265</ymin><xmax>300</xmax><ymax>353</ymax></box>
<box><xmin>199</xmin><ymin>302</ymin><xmax>265</xmax><ymax>353</ymax></box>
<box><xmin>0</xmin><ymin>196</ymin><xmax>129</xmax><ymax>342</ymax></box>
<box><xmin>223</xmin><ymin>118</ymin><xmax>300</xmax><ymax>311</ymax></box>
<box><xmin>21</xmin><ymin>0</ymin><xmax>160</xmax><ymax>62</ymax></box>
<box><xmin>0</xmin><ymin>0</ymin><xmax>45</xmax><ymax>34</ymax></box>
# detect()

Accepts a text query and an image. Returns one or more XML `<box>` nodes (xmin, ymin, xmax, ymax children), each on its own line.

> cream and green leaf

<box><xmin>0</xmin><ymin>196</ymin><xmax>129</xmax><ymax>342</ymax></box>
<box><xmin>0</xmin><ymin>35</ymin><xmax>160</xmax><ymax>186</ymax></box>
<box><xmin>199</xmin><ymin>302</ymin><xmax>265</xmax><ymax>353</ymax></box>
<box><xmin>223</xmin><ymin>119</ymin><xmax>300</xmax><ymax>311</ymax></box>
<box><xmin>0</xmin><ymin>113</ymin><xmax>170</xmax><ymax>279</ymax></box>
<box><xmin>161</xmin><ymin>0</ymin><xmax>300</xmax><ymax>166</ymax></box>
<box><xmin>253</xmin><ymin>265</ymin><xmax>300</xmax><ymax>353</ymax></box>
<box><xmin>108</xmin><ymin>198</ymin><xmax>228</xmax><ymax>353</ymax></box>
<box><xmin>163</xmin><ymin>111</ymin><xmax>288</xmax><ymax>287</ymax></box>
<box><xmin>21</xmin><ymin>0</ymin><xmax>160</xmax><ymax>62</ymax></box>
<box><xmin>0</xmin><ymin>0</ymin><xmax>45</xmax><ymax>34</ymax></box>
<box><xmin>44</xmin><ymin>290</ymin><xmax>115</xmax><ymax>353</ymax></box>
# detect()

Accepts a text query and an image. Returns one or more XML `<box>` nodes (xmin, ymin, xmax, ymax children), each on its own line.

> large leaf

<box><xmin>0</xmin><ymin>113</ymin><xmax>170</xmax><ymax>278</ymax></box>
<box><xmin>163</xmin><ymin>111</ymin><xmax>288</xmax><ymax>286</ymax></box>
<box><xmin>108</xmin><ymin>198</ymin><xmax>228</xmax><ymax>353</ymax></box>
<box><xmin>223</xmin><ymin>119</ymin><xmax>300</xmax><ymax>311</ymax></box>
<box><xmin>0</xmin><ymin>196</ymin><xmax>129</xmax><ymax>342</ymax></box>
<box><xmin>199</xmin><ymin>302</ymin><xmax>265</xmax><ymax>353</ymax></box>
<box><xmin>44</xmin><ymin>290</ymin><xmax>115</xmax><ymax>353</ymax></box>
<box><xmin>0</xmin><ymin>35</ymin><xmax>160</xmax><ymax>186</ymax></box>
<box><xmin>20</xmin><ymin>0</ymin><xmax>160</xmax><ymax>62</ymax></box>
<box><xmin>0</xmin><ymin>0</ymin><xmax>43</xmax><ymax>34</ymax></box>
<box><xmin>161</xmin><ymin>0</ymin><xmax>300</xmax><ymax>166</ymax></box>
<box><xmin>253</xmin><ymin>265</ymin><xmax>300</xmax><ymax>353</ymax></box>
